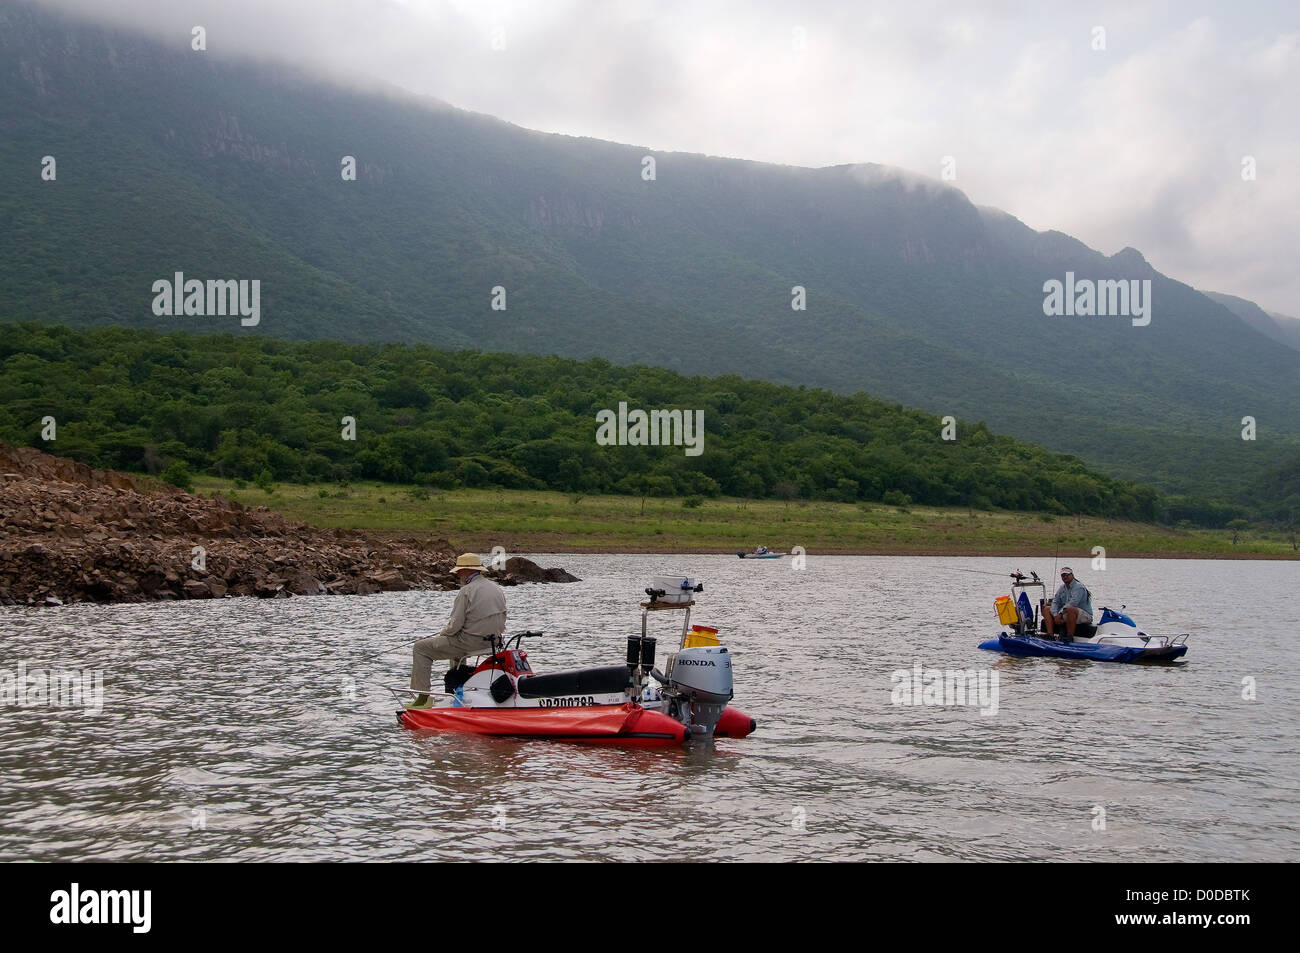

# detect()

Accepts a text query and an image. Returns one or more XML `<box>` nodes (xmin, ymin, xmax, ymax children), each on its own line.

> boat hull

<box><xmin>714</xmin><ymin>705</ymin><xmax>757</xmax><ymax>738</ymax></box>
<box><xmin>978</xmin><ymin>633</ymin><xmax>1187</xmax><ymax>663</ymax></box>
<box><xmin>398</xmin><ymin>702</ymin><xmax>755</xmax><ymax>746</ymax></box>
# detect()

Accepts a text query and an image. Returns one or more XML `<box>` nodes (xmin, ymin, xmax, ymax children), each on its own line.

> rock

<box><xmin>286</xmin><ymin>572</ymin><xmax>324</xmax><ymax>596</ymax></box>
<box><xmin>367</xmin><ymin>569</ymin><xmax>410</xmax><ymax>591</ymax></box>
<box><xmin>497</xmin><ymin>556</ymin><xmax>581</xmax><ymax>585</ymax></box>
<box><xmin>499</xmin><ymin>556</ymin><xmax>545</xmax><ymax>582</ymax></box>
<box><xmin>253</xmin><ymin>576</ymin><xmax>285</xmax><ymax>598</ymax></box>
<box><xmin>84</xmin><ymin>577</ymin><xmax>116</xmax><ymax>599</ymax></box>
<box><xmin>0</xmin><ymin>442</ymin><xmax>578</xmax><ymax>606</ymax></box>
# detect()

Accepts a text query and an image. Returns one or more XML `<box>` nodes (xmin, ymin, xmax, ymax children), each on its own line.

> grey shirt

<box><xmin>438</xmin><ymin>572</ymin><xmax>507</xmax><ymax>642</ymax></box>
<box><xmin>1051</xmin><ymin>578</ymin><xmax>1093</xmax><ymax>616</ymax></box>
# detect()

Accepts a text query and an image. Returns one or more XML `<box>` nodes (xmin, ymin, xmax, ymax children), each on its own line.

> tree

<box><xmin>160</xmin><ymin>460</ymin><xmax>193</xmax><ymax>492</ymax></box>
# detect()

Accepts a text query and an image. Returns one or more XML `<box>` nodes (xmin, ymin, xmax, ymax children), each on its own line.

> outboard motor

<box><xmin>665</xmin><ymin>645</ymin><xmax>733</xmax><ymax>738</ymax></box>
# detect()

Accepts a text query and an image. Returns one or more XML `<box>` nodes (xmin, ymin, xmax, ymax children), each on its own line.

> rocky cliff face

<box><xmin>0</xmin><ymin>444</ymin><xmax>575</xmax><ymax>605</ymax></box>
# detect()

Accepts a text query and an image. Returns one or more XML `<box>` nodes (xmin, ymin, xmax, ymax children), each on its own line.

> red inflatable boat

<box><xmin>395</xmin><ymin>580</ymin><xmax>756</xmax><ymax>747</ymax></box>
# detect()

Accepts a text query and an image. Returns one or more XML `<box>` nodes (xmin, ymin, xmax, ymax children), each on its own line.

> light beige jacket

<box><xmin>438</xmin><ymin>572</ymin><xmax>507</xmax><ymax>644</ymax></box>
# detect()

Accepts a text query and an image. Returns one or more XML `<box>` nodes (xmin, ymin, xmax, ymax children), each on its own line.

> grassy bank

<box><xmin>191</xmin><ymin>478</ymin><xmax>1299</xmax><ymax>558</ymax></box>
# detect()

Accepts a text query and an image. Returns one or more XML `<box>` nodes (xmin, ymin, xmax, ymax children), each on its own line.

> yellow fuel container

<box><xmin>995</xmin><ymin>596</ymin><xmax>1019</xmax><ymax>625</ymax></box>
<box><xmin>684</xmin><ymin>624</ymin><xmax>720</xmax><ymax>648</ymax></box>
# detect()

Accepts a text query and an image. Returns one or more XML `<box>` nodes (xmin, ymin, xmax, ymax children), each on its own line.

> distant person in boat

<box><xmin>1044</xmin><ymin>567</ymin><xmax>1093</xmax><ymax>640</ymax></box>
<box><xmin>408</xmin><ymin>553</ymin><xmax>507</xmax><ymax>708</ymax></box>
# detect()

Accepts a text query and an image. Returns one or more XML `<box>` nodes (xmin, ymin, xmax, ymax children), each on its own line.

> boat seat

<box><xmin>1052</xmin><ymin>623</ymin><xmax>1097</xmax><ymax>642</ymax></box>
<box><xmin>517</xmin><ymin>666</ymin><xmax>631</xmax><ymax>699</ymax></box>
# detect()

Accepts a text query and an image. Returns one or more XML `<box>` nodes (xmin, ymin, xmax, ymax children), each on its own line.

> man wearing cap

<box><xmin>1044</xmin><ymin>567</ymin><xmax>1093</xmax><ymax>640</ymax></box>
<box><xmin>407</xmin><ymin>553</ymin><xmax>507</xmax><ymax>708</ymax></box>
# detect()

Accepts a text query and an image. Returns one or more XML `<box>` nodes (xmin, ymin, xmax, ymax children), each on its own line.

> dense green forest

<box><xmin>1252</xmin><ymin>457</ymin><xmax>1300</xmax><ymax>523</ymax></box>
<box><xmin>0</xmin><ymin>322</ymin><xmax>1189</xmax><ymax>521</ymax></box>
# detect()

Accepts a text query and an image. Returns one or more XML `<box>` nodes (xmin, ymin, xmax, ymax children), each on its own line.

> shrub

<box><xmin>160</xmin><ymin>461</ymin><xmax>194</xmax><ymax>492</ymax></box>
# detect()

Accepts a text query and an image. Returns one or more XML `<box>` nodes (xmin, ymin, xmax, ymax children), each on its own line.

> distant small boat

<box><xmin>736</xmin><ymin>547</ymin><xmax>786</xmax><ymax>559</ymax></box>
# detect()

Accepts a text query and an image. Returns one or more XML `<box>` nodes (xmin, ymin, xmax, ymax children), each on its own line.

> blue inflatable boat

<box><xmin>978</xmin><ymin>631</ymin><xmax>1188</xmax><ymax>663</ymax></box>
<box><xmin>977</xmin><ymin>572</ymin><xmax>1189</xmax><ymax>664</ymax></box>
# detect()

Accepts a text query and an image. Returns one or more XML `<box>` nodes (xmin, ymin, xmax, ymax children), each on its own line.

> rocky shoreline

<box><xmin>0</xmin><ymin>445</ymin><xmax>576</xmax><ymax>606</ymax></box>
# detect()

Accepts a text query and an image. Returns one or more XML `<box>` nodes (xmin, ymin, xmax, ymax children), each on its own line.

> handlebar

<box><xmin>507</xmin><ymin>630</ymin><xmax>543</xmax><ymax>651</ymax></box>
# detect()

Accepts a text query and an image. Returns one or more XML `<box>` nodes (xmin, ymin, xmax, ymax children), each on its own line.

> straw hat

<box><xmin>453</xmin><ymin>553</ymin><xmax>486</xmax><ymax>573</ymax></box>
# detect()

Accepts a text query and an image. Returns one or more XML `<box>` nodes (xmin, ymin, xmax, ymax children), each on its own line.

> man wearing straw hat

<box><xmin>407</xmin><ymin>553</ymin><xmax>507</xmax><ymax>709</ymax></box>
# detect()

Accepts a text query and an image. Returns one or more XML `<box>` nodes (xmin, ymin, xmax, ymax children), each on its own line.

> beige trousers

<box><xmin>410</xmin><ymin>632</ymin><xmax>492</xmax><ymax>692</ymax></box>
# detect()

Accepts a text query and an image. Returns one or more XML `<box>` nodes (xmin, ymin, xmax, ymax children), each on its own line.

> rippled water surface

<box><xmin>2</xmin><ymin>555</ymin><xmax>1297</xmax><ymax>862</ymax></box>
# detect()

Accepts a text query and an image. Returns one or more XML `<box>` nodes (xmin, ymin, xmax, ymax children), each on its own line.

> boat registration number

<box><xmin>538</xmin><ymin>696</ymin><xmax>595</xmax><ymax>708</ymax></box>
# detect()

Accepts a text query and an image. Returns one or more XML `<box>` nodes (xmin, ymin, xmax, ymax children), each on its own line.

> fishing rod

<box><xmin>352</xmin><ymin>637</ymin><xmax>424</xmax><ymax>666</ymax></box>
<box><xmin>1047</xmin><ymin>547</ymin><xmax>1060</xmax><ymax>633</ymax></box>
<box><xmin>347</xmin><ymin>628</ymin><xmax>556</xmax><ymax>672</ymax></box>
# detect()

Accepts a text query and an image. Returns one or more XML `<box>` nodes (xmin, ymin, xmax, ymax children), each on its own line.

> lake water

<box><xmin>1</xmin><ymin>555</ymin><xmax>1296</xmax><ymax>862</ymax></box>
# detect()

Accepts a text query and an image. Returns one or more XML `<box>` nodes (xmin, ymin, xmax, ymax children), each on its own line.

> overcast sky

<box><xmin>37</xmin><ymin>0</ymin><xmax>1300</xmax><ymax>317</ymax></box>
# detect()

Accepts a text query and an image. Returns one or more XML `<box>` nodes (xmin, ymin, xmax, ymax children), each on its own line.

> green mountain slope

<box><xmin>1205</xmin><ymin>292</ymin><xmax>1300</xmax><ymax>353</ymax></box>
<box><xmin>2</xmin><ymin>0</ymin><xmax>1297</xmax><ymax>504</ymax></box>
